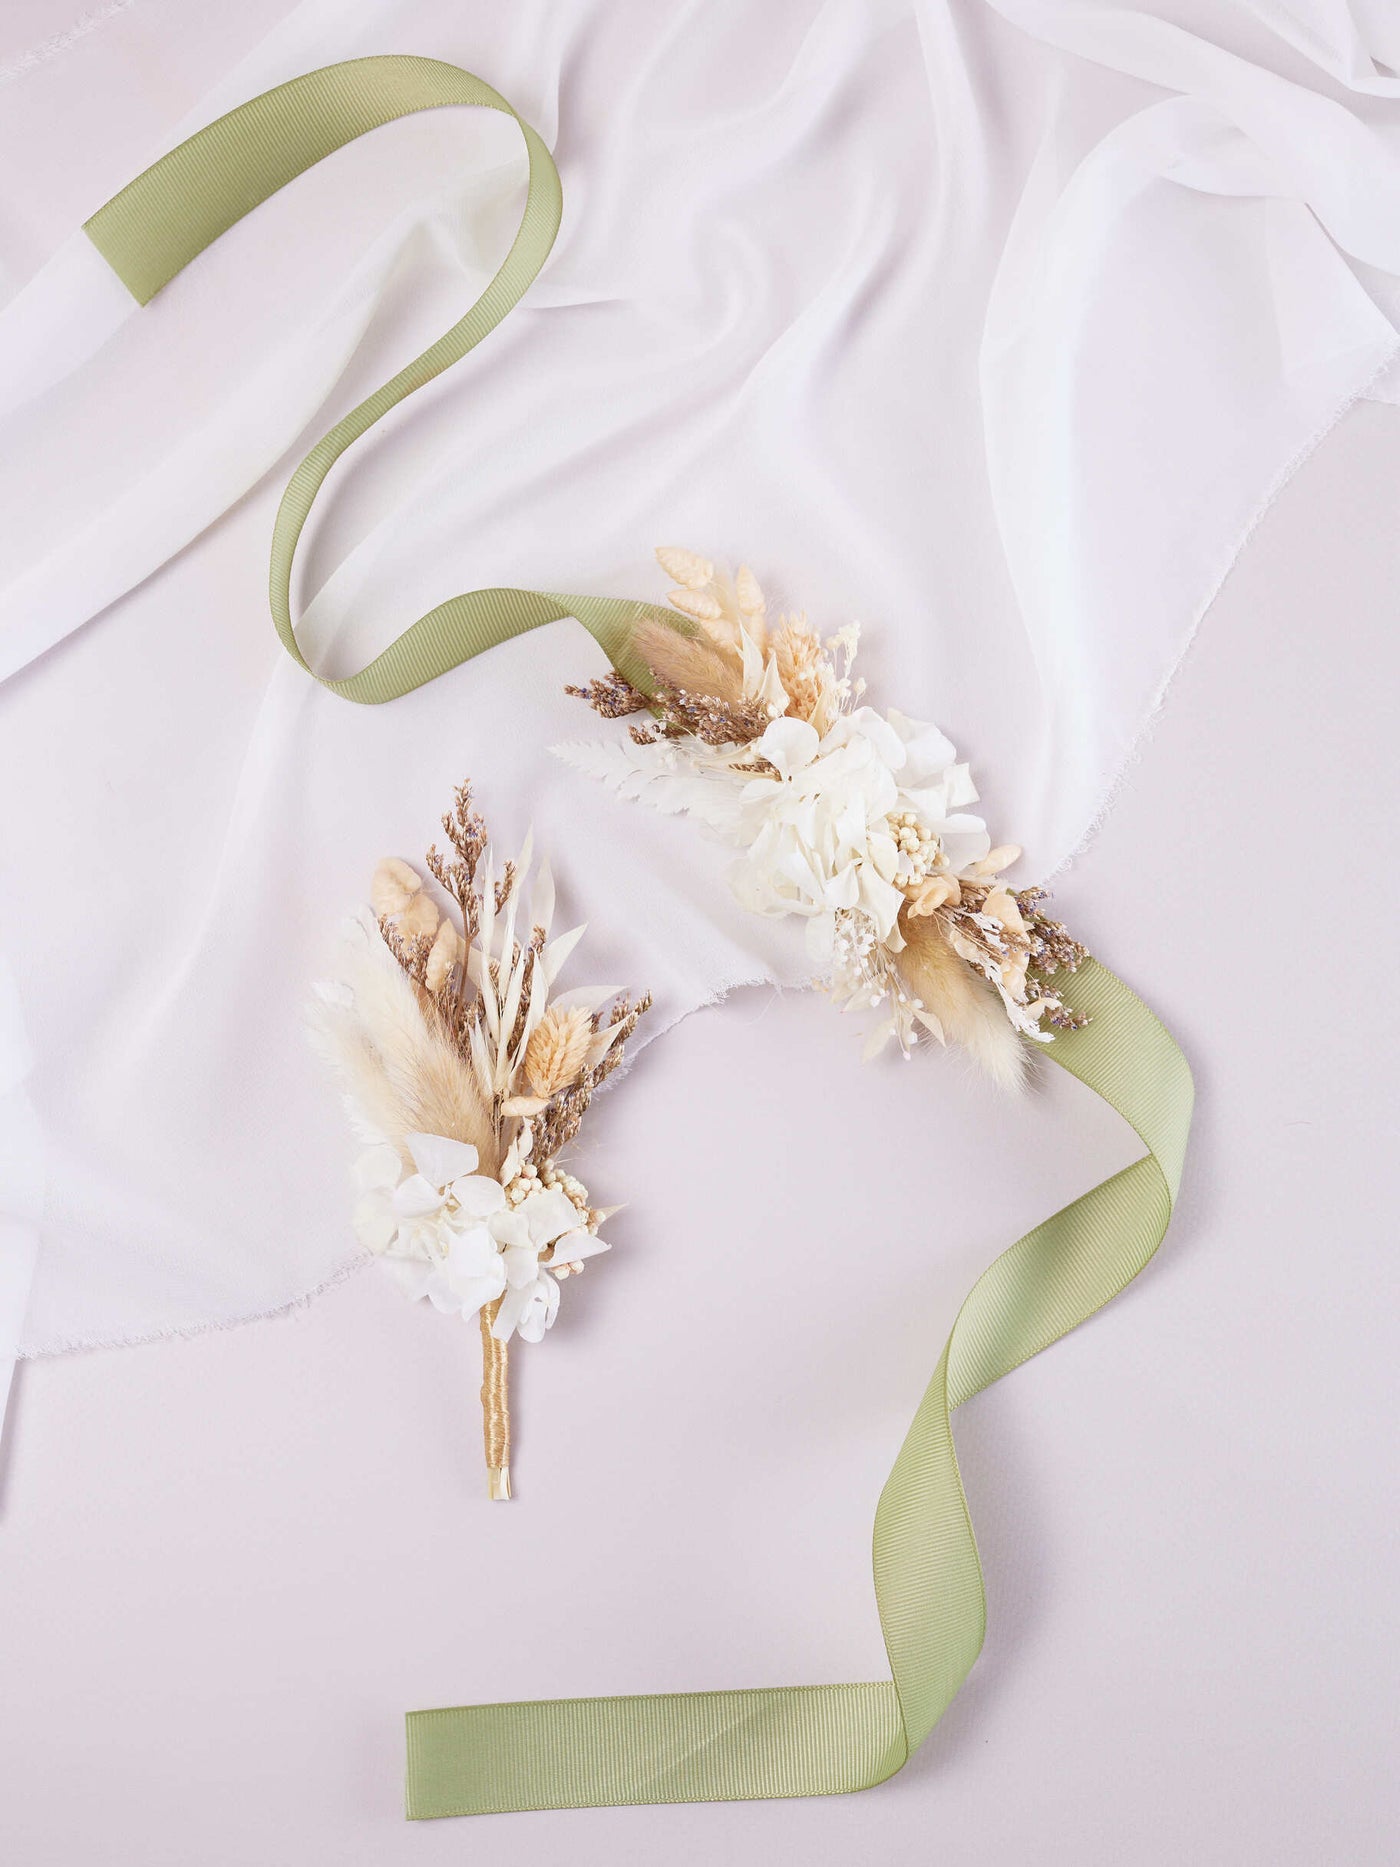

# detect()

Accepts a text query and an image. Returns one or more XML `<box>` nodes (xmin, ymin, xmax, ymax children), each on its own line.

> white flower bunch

<box><xmin>310</xmin><ymin>781</ymin><xmax>650</xmax><ymax>1496</ymax></box>
<box><xmin>558</xmin><ymin>550</ymin><xmax>1087</xmax><ymax>1087</ymax></box>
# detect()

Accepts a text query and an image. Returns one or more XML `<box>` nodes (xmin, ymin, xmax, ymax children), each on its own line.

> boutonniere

<box><xmin>557</xmin><ymin>549</ymin><xmax>1087</xmax><ymax>1087</ymax></box>
<box><xmin>310</xmin><ymin>782</ymin><xmax>650</xmax><ymax>1499</ymax></box>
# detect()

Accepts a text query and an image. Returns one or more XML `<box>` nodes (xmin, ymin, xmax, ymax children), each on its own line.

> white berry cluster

<box><xmin>887</xmin><ymin>809</ymin><xmax>941</xmax><ymax>884</ymax></box>
<box><xmin>503</xmin><ymin>1159</ymin><xmax>599</xmax><ymax>1277</ymax></box>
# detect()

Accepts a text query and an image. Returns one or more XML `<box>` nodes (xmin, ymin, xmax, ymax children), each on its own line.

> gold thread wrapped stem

<box><xmin>479</xmin><ymin>1301</ymin><xmax>511</xmax><ymax>1500</ymax></box>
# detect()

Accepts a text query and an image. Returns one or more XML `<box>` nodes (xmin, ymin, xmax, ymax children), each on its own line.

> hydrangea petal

<box><xmin>451</xmin><ymin>1174</ymin><xmax>508</xmax><ymax>1220</ymax></box>
<box><xmin>393</xmin><ymin>1174</ymin><xmax>448</xmax><ymax>1218</ymax></box>
<box><xmin>502</xmin><ymin>1242</ymin><xmax>540</xmax><ymax>1289</ymax></box>
<box><xmin>550</xmin><ymin>1229</ymin><xmax>609</xmax><ymax>1266</ymax></box>
<box><xmin>757</xmin><ymin>716</ymin><xmax>819</xmax><ymax>776</ymax></box>
<box><xmin>521</xmin><ymin>1186</ymin><xmax>586</xmax><ymax>1248</ymax></box>
<box><xmin>491</xmin><ymin>1284</ymin><xmax>532</xmax><ymax>1342</ymax></box>
<box><xmin>406</xmin><ymin>1131</ymin><xmax>480</xmax><ymax>1188</ymax></box>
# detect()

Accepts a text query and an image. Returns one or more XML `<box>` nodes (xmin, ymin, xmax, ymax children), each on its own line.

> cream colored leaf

<box><xmin>734</xmin><ymin>564</ymin><xmax>765</xmax><ymax>615</ymax></box>
<box><xmin>668</xmin><ymin>587</ymin><xmax>723</xmax><ymax>623</ymax></box>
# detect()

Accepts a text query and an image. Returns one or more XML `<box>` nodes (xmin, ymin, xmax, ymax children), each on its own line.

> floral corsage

<box><xmin>558</xmin><ymin>549</ymin><xmax>1086</xmax><ymax>1089</ymax></box>
<box><xmin>310</xmin><ymin>782</ymin><xmax>650</xmax><ymax>1498</ymax></box>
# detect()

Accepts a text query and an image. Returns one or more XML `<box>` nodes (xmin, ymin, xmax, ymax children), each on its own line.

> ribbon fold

<box><xmin>405</xmin><ymin>959</ymin><xmax>1190</xmax><ymax>1814</ymax></box>
<box><xmin>84</xmin><ymin>57</ymin><xmax>1193</xmax><ymax>1818</ymax></box>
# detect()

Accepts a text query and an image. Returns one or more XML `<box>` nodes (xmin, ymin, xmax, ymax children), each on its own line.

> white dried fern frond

<box><xmin>552</xmin><ymin>738</ymin><xmax>746</xmax><ymax>837</ymax></box>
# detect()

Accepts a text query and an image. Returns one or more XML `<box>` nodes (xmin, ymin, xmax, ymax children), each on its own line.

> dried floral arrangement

<box><xmin>309</xmin><ymin>782</ymin><xmax>650</xmax><ymax>1499</ymax></box>
<box><xmin>558</xmin><ymin>549</ymin><xmax>1087</xmax><ymax>1090</ymax></box>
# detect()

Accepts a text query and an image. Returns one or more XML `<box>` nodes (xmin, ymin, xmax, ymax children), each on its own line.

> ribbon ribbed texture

<box><xmin>84</xmin><ymin>55</ymin><xmax>673</xmax><ymax>700</ymax></box>
<box><xmin>404</xmin><ymin>961</ymin><xmax>1190</xmax><ymax>1814</ymax></box>
<box><xmin>84</xmin><ymin>59</ymin><xmax>1194</xmax><ymax>1818</ymax></box>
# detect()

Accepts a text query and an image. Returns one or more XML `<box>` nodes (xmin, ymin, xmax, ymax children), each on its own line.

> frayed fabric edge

<box><xmin>18</xmin><ymin>962</ymin><xmax>795</xmax><ymax>1362</ymax></box>
<box><xmin>17</xmin><ymin>1249</ymin><xmax>372</xmax><ymax>1361</ymax></box>
<box><xmin>23</xmin><ymin>335</ymin><xmax>1395</xmax><ymax>1361</ymax></box>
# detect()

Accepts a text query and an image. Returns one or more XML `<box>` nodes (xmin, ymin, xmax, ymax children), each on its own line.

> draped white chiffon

<box><xmin>1</xmin><ymin>0</ymin><xmax>1397</xmax><ymax>1367</ymax></box>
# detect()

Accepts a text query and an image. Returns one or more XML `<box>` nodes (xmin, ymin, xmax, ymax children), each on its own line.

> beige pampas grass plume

<box><xmin>309</xmin><ymin>914</ymin><xmax>498</xmax><ymax>1170</ymax></box>
<box><xmin>633</xmin><ymin>617</ymin><xmax>745</xmax><ymax>706</ymax></box>
<box><xmin>524</xmin><ymin>1003</ymin><xmax>594</xmax><ymax>1099</ymax></box>
<box><xmin>898</xmin><ymin>915</ymin><xmax>1028</xmax><ymax>1092</ymax></box>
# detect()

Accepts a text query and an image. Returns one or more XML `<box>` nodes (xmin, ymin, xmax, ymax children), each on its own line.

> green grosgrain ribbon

<box><xmin>402</xmin><ymin>962</ymin><xmax>1191</xmax><ymax>1815</ymax></box>
<box><xmin>85</xmin><ymin>55</ymin><xmax>675</xmax><ymax>698</ymax></box>
<box><xmin>84</xmin><ymin>57</ymin><xmax>1194</xmax><ymax>1818</ymax></box>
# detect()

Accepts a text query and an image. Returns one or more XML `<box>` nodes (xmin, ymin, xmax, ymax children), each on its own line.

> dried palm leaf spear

<box><xmin>560</xmin><ymin>548</ymin><xmax>1087</xmax><ymax>1089</ymax></box>
<box><xmin>311</xmin><ymin>782</ymin><xmax>649</xmax><ymax>1499</ymax></box>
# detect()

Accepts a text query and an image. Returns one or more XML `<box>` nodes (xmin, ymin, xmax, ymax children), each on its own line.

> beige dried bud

<box><xmin>906</xmin><ymin>875</ymin><xmax>960</xmax><ymax>916</ymax></box>
<box><xmin>424</xmin><ymin>918</ymin><xmax>460</xmax><ymax>992</ymax></box>
<box><xmin>396</xmin><ymin>892</ymin><xmax>440</xmax><ymax>941</ymax></box>
<box><xmin>734</xmin><ymin>563</ymin><xmax>765</xmax><ymax>616</ymax></box>
<box><xmin>655</xmin><ymin>545</ymin><xmax>713</xmax><ymax>589</ymax></box>
<box><xmin>524</xmin><ymin>1003</ymin><xmax>595</xmax><ymax>1099</ymax></box>
<box><xmin>668</xmin><ymin>586</ymin><xmax>723</xmax><ymax>623</ymax></box>
<box><xmin>371</xmin><ymin>856</ymin><xmax>422</xmax><ymax>919</ymax></box>
<box><xmin>982</xmin><ymin>887</ymin><xmax>1027</xmax><ymax>934</ymax></box>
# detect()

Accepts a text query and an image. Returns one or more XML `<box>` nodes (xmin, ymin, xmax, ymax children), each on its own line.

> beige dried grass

<box><xmin>898</xmin><ymin>913</ymin><xmax>1028</xmax><ymax>1092</ymax></box>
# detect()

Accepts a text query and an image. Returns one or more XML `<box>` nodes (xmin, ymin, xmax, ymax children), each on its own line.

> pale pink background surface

<box><xmin>3</xmin><ymin>1</ymin><xmax>1400</xmax><ymax>1859</ymax></box>
<box><xmin>2</xmin><ymin>402</ymin><xmax>1397</xmax><ymax>1863</ymax></box>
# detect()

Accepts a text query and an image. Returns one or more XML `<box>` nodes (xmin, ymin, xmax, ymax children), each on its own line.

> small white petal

<box><xmin>447</xmin><ymin>1270</ymin><xmax>508</xmax><ymax>1319</ymax></box>
<box><xmin>502</xmin><ymin>1242</ymin><xmax>540</xmax><ymax>1289</ymax></box>
<box><xmin>393</xmin><ymin>1175</ymin><xmax>447</xmax><ymax>1218</ymax></box>
<box><xmin>352</xmin><ymin>1193</ymin><xmax>398</xmax><ymax>1253</ymax></box>
<box><xmin>550</xmin><ymin>1229</ymin><xmax>610</xmax><ymax>1267</ymax></box>
<box><xmin>489</xmin><ymin>1210</ymin><xmax>532</xmax><ymax>1253</ymax></box>
<box><xmin>756</xmin><ymin>716</ymin><xmax>820</xmax><ymax>776</ymax></box>
<box><xmin>406</xmin><ymin>1132</ymin><xmax>480</xmax><ymax>1187</ymax></box>
<box><xmin>443</xmin><ymin>1224</ymin><xmax>505</xmax><ymax>1282</ymax></box>
<box><xmin>491</xmin><ymin>1284</ymin><xmax>532</xmax><ymax>1342</ymax></box>
<box><xmin>426</xmin><ymin>1275</ymin><xmax>465</xmax><ymax>1314</ymax></box>
<box><xmin>521</xmin><ymin>1186</ymin><xmax>585</xmax><ymax>1248</ymax></box>
<box><xmin>352</xmin><ymin>1145</ymin><xmax>402</xmax><ymax>1194</ymax></box>
<box><xmin>450</xmin><ymin>1174</ymin><xmax>508</xmax><ymax>1220</ymax></box>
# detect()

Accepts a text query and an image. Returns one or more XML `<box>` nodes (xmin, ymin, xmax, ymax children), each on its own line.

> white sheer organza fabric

<box><xmin>0</xmin><ymin>0</ymin><xmax>1398</xmax><ymax>1368</ymax></box>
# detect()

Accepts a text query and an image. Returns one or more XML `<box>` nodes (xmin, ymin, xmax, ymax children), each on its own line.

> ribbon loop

<box><xmin>86</xmin><ymin>55</ymin><xmax>673</xmax><ymax>699</ymax></box>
